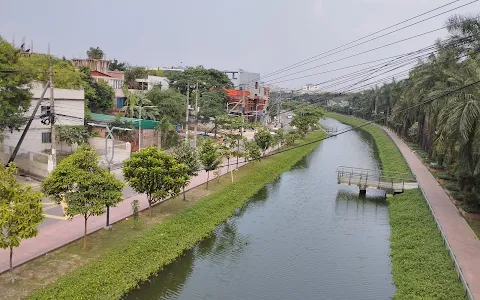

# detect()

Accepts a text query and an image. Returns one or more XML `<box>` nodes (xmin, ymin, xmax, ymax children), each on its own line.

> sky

<box><xmin>1</xmin><ymin>0</ymin><xmax>478</xmax><ymax>90</ymax></box>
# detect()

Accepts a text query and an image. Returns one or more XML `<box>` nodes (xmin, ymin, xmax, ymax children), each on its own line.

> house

<box><xmin>1</xmin><ymin>82</ymin><xmax>85</xmax><ymax>177</ymax></box>
<box><xmin>135</xmin><ymin>75</ymin><xmax>169</xmax><ymax>91</ymax></box>
<box><xmin>223</xmin><ymin>69</ymin><xmax>269</xmax><ymax>121</ymax></box>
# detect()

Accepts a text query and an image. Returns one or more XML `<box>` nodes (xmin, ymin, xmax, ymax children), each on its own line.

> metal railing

<box><xmin>336</xmin><ymin>166</ymin><xmax>417</xmax><ymax>193</ymax></box>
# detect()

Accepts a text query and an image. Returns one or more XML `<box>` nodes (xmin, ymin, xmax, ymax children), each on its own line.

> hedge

<box><xmin>327</xmin><ymin>113</ymin><xmax>466</xmax><ymax>300</ymax></box>
<box><xmin>29</xmin><ymin>131</ymin><xmax>327</xmax><ymax>300</ymax></box>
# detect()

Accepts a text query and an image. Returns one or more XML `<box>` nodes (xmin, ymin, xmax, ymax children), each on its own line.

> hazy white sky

<box><xmin>1</xmin><ymin>0</ymin><xmax>478</xmax><ymax>89</ymax></box>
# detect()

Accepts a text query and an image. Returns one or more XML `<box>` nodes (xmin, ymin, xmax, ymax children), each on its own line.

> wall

<box><xmin>0</xmin><ymin>146</ymin><xmax>52</xmax><ymax>178</ymax></box>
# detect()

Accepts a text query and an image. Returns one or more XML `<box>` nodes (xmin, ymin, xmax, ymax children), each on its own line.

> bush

<box><xmin>461</xmin><ymin>192</ymin><xmax>480</xmax><ymax>214</ymax></box>
<box><xmin>443</xmin><ymin>183</ymin><xmax>460</xmax><ymax>192</ymax></box>
<box><xmin>450</xmin><ymin>191</ymin><xmax>464</xmax><ymax>201</ymax></box>
<box><xmin>436</xmin><ymin>173</ymin><xmax>456</xmax><ymax>181</ymax></box>
<box><xmin>429</xmin><ymin>163</ymin><xmax>445</xmax><ymax>170</ymax></box>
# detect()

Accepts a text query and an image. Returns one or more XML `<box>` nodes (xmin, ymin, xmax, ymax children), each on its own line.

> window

<box><xmin>116</xmin><ymin>97</ymin><xmax>125</xmax><ymax>108</ymax></box>
<box><xmin>255</xmin><ymin>82</ymin><xmax>258</xmax><ymax>89</ymax></box>
<box><xmin>41</xmin><ymin>132</ymin><xmax>52</xmax><ymax>143</ymax></box>
<box><xmin>41</xmin><ymin>105</ymin><xmax>51</xmax><ymax>114</ymax></box>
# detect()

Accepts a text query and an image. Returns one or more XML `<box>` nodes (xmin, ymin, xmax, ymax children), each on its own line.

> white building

<box><xmin>300</xmin><ymin>83</ymin><xmax>321</xmax><ymax>94</ymax></box>
<box><xmin>3</xmin><ymin>83</ymin><xmax>85</xmax><ymax>155</ymax></box>
<box><xmin>135</xmin><ymin>75</ymin><xmax>169</xmax><ymax>91</ymax></box>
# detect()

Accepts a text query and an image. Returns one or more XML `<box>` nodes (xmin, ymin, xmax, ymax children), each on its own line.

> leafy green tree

<box><xmin>199</xmin><ymin>138</ymin><xmax>221</xmax><ymax>189</ymax></box>
<box><xmin>167</xmin><ymin>66</ymin><xmax>233</xmax><ymax>94</ymax></box>
<box><xmin>109</xmin><ymin>59</ymin><xmax>127</xmax><ymax>71</ymax></box>
<box><xmin>42</xmin><ymin>146</ymin><xmax>124</xmax><ymax>249</ymax></box>
<box><xmin>173</xmin><ymin>143</ymin><xmax>200</xmax><ymax>200</ymax></box>
<box><xmin>199</xmin><ymin>91</ymin><xmax>226</xmax><ymax>122</ymax></box>
<box><xmin>254</xmin><ymin>128</ymin><xmax>274</xmax><ymax>156</ymax></box>
<box><xmin>55</xmin><ymin>125</ymin><xmax>90</xmax><ymax>152</ymax></box>
<box><xmin>86</xmin><ymin>47</ymin><xmax>104</xmax><ymax>59</ymax></box>
<box><xmin>123</xmin><ymin>147</ymin><xmax>189</xmax><ymax>214</ymax></box>
<box><xmin>20</xmin><ymin>53</ymin><xmax>87</xmax><ymax>90</ymax></box>
<box><xmin>291</xmin><ymin>104</ymin><xmax>324</xmax><ymax>136</ymax></box>
<box><xmin>0</xmin><ymin>163</ymin><xmax>43</xmax><ymax>275</ymax></box>
<box><xmin>147</xmin><ymin>69</ymin><xmax>166</xmax><ymax>77</ymax></box>
<box><xmin>147</xmin><ymin>87</ymin><xmax>186</xmax><ymax>123</ymax></box>
<box><xmin>79</xmin><ymin>68</ymin><xmax>114</xmax><ymax>113</ymax></box>
<box><xmin>276</xmin><ymin>128</ymin><xmax>285</xmax><ymax>147</ymax></box>
<box><xmin>155</xmin><ymin>116</ymin><xmax>179</xmax><ymax>149</ymax></box>
<box><xmin>122</xmin><ymin>90</ymin><xmax>159</xmax><ymax>119</ymax></box>
<box><xmin>285</xmin><ymin>131</ymin><xmax>299</xmax><ymax>146</ymax></box>
<box><xmin>0</xmin><ymin>37</ymin><xmax>34</xmax><ymax>131</ymax></box>
<box><xmin>244</xmin><ymin>140</ymin><xmax>261</xmax><ymax>162</ymax></box>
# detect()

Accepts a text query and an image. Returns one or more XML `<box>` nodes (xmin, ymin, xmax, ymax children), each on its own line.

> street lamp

<box><xmin>87</xmin><ymin>122</ymin><xmax>132</xmax><ymax>229</ymax></box>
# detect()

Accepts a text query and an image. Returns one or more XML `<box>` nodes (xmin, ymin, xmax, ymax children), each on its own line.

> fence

<box><xmin>0</xmin><ymin>145</ymin><xmax>53</xmax><ymax>178</ymax></box>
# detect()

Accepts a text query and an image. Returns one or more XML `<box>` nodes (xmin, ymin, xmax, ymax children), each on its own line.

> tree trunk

<box><xmin>183</xmin><ymin>185</ymin><xmax>186</xmax><ymax>201</ymax></box>
<box><xmin>458</xmin><ymin>176</ymin><xmax>466</xmax><ymax>191</ymax></box>
<box><xmin>158</xmin><ymin>130</ymin><xmax>162</xmax><ymax>149</ymax></box>
<box><xmin>206</xmin><ymin>171</ymin><xmax>210</xmax><ymax>189</ymax></box>
<box><xmin>464</xmin><ymin>176</ymin><xmax>475</xmax><ymax>193</ymax></box>
<box><xmin>83</xmin><ymin>215</ymin><xmax>88</xmax><ymax>250</ymax></box>
<box><xmin>9</xmin><ymin>247</ymin><xmax>13</xmax><ymax>273</ymax></box>
<box><xmin>148</xmin><ymin>200</ymin><xmax>152</xmax><ymax>216</ymax></box>
<box><xmin>227</xmin><ymin>158</ymin><xmax>230</xmax><ymax>173</ymax></box>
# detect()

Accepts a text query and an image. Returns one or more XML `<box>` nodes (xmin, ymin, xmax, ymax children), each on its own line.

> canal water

<box><xmin>125</xmin><ymin>118</ymin><xmax>395</xmax><ymax>300</ymax></box>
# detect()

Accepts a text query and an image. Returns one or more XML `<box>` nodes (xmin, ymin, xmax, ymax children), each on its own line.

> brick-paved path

<box><xmin>0</xmin><ymin>157</ymin><xmax>249</xmax><ymax>273</ymax></box>
<box><xmin>384</xmin><ymin>128</ymin><xmax>480</xmax><ymax>299</ymax></box>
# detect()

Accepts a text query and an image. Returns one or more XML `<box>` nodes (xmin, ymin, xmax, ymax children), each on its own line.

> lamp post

<box><xmin>87</xmin><ymin>122</ymin><xmax>132</xmax><ymax>229</ymax></box>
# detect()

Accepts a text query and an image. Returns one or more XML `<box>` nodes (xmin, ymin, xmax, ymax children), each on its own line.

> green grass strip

<box><xmin>327</xmin><ymin>113</ymin><xmax>466</xmax><ymax>300</ymax></box>
<box><xmin>30</xmin><ymin>131</ymin><xmax>327</xmax><ymax>300</ymax></box>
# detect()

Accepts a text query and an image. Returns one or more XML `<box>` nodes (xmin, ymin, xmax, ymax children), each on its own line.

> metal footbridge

<box><xmin>336</xmin><ymin>166</ymin><xmax>418</xmax><ymax>195</ymax></box>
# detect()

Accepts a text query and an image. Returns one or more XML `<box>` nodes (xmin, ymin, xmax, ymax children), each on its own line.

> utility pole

<box><xmin>194</xmin><ymin>81</ymin><xmax>199</xmax><ymax>148</ymax></box>
<box><xmin>138</xmin><ymin>106</ymin><xmax>142</xmax><ymax>150</ymax></box>
<box><xmin>185</xmin><ymin>84</ymin><xmax>190</xmax><ymax>143</ymax></box>
<box><xmin>48</xmin><ymin>45</ymin><xmax>56</xmax><ymax>168</ymax></box>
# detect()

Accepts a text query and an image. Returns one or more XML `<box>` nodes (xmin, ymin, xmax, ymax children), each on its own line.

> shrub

<box><xmin>436</xmin><ymin>173</ymin><xmax>456</xmax><ymax>181</ymax></box>
<box><xmin>450</xmin><ymin>191</ymin><xmax>464</xmax><ymax>201</ymax></box>
<box><xmin>443</xmin><ymin>183</ymin><xmax>460</xmax><ymax>192</ymax></box>
<box><xmin>461</xmin><ymin>192</ymin><xmax>480</xmax><ymax>214</ymax></box>
<box><xmin>429</xmin><ymin>163</ymin><xmax>445</xmax><ymax>170</ymax></box>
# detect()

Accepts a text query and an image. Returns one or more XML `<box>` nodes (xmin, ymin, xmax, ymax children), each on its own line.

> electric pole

<box><xmin>194</xmin><ymin>81</ymin><xmax>199</xmax><ymax>148</ymax></box>
<box><xmin>138</xmin><ymin>106</ymin><xmax>142</xmax><ymax>150</ymax></box>
<box><xmin>185</xmin><ymin>84</ymin><xmax>190</xmax><ymax>143</ymax></box>
<box><xmin>48</xmin><ymin>45</ymin><xmax>56</xmax><ymax>168</ymax></box>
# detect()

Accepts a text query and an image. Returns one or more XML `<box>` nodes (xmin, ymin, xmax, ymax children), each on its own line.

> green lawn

<box><xmin>327</xmin><ymin>113</ymin><xmax>466</xmax><ymax>300</ymax></box>
<box><xmin>24</xmin><ymin>130</ymin><xmax>327</xmax><ymax>300</ymax></box>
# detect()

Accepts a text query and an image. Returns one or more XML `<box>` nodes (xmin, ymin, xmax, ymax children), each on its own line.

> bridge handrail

<box><xmin>336</xmin><ymin>166</ymin><xmax>415</xmax><ymax>181</ymax></box>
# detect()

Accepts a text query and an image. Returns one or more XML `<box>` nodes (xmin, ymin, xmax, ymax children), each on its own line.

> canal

<box><xmin>125</xmin><ymin>118</ymin><xmax>395</xmax><ymax>300</ymax></box>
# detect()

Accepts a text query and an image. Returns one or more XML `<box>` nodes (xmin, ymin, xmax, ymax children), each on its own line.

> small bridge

<box><xmin>336</xmin><ymin>166</ymin><xmax>418</xmax><ymax>195</ymax></box>
<box><xmin>322</xmin><ymin>126</ymin><xmax>338</xmax><ymax>136</ymax></box>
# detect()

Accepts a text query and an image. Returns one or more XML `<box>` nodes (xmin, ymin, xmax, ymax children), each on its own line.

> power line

<box><xmin>259</xmin><ymin>0</ymin><xmax>474</xmax><ymax>81</ymax></box>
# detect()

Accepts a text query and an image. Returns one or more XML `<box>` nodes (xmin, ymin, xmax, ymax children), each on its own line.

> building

<box><xmin>2</xmin><ymin>82</ymin><xmax>85</xmax><ymax>155</ymax></box>
<box><xmin>300</xmin><ymin>83</ymin><xmax>321</xmax><ymax>94</ymax></box>
<box><xmin>223</xmin><ymin>69</ymin><xmax>269</xmax><ymax>121</ymax></box>
<box><xmin>135</xmin><ymin>75</ymin><xmax>170</xmax><ymax>91</ymax></box>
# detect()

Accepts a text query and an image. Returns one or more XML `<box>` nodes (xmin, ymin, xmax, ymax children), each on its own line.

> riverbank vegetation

<box><xmin>328</xmin><ymin>113</ymin><xmax>466</xmax><ymax>300</ymax></box>
<box><xmin>326</xmin><ymin>15</ymin><xmax>480</xmax><ymax>215</ymax></box>
<box><xmin>16</xmin><ymin>131</ymin><xmax>326</xmax><ymax>300</ymax></box>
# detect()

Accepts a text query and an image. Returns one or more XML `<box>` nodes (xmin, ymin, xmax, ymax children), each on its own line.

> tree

<box><xmin>254</xmin><ymin>128</ymin><xmax>274</xmax><ymax>156</ymax></box>
<box><xmin>199</xmin><ymin>138</ymin><xmax>221</xmax><ymax>189</ymax></box>
<box><xmin>0</xmin><ymin>163</ymin><xmax>43</xmax><ymax>276</ymax></box>
<box><xmin>276</xmin><ymin>128</ymin><xmax>285</xmax><ymax>147</ymax></box>
<box><xmin>86</xmin><ymin>47</ymin><xmax>104</xmax><ymax>59</ymax></box>
<box><xmin>147</xmin><ymin>87</ymin><xmax>186</xmax><ymax>123</ymax></box>
<box><xmin>109</xmin><ymin>59</ymin><xmax>127</xmax><ymax>71</ymax></box>
<box><xmin>155</xmin><ymin>116</ymin><xmax>179</xmax><ymax>149</ymax></box>
<box><xmin>173</xmin><ymin>143</ymin><xmax>200</xmax><ymax>200</ymax></box>
<box><xmin>55</xmin><ymin>125</ymin><xmax>90</xmax><ymax>152</ymax></box>
<box><xmin>42</xmin><ymin>146</ymin><xmax>124</xmax><ymax>249</ymax></box>
<box><xmin>0</xmin><ymin>37</ymin><xmax>34</xmax><ymax>131</ymax></box>
<box><xmin>198</xmin><ymin>91</ymin><xmax>226</xmax><ymax>122</ymax></box>
<box><xmin>122</xmin><ymin>90</ymin><xmax>159</xmax><ymax>119</ymax></box>
<box><xmin>167</xmin><ymin>66</ymin><xmax>233</xmax><ymax>94</ymax></box>
<box><xmin>79</xmin><ymin>67</ymin><xmax>114</xmax><ymax>113</ymax></box>
<box><xmin>291</xmin><ymin>104</ymin><xmax>324</xmax><ymax>136</ymax></box>
<box><xmin>244</xmin><ymin>140</ymin><xmax>261</xmax><ymax>162</ymax></box>
<box><xmin>123</xmin><ymin>147</ymin><xmax>189</xmax><ymax>214</ymax></box>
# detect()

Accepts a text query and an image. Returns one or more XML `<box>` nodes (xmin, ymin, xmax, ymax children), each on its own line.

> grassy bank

<box><xmin>28</xmin><ymin>130</ymin><xmax>326</xmax><ymax>300</ymax></box>
<box><xmin>328</xmin><ymin>113</ymin><xmax>466</xmax><ymax>300</ymax></box>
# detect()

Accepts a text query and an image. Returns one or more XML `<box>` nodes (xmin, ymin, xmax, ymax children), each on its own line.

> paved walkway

<box><xmin>0</xmin><ymin>156</ymin><xmax>249</xmax><ymax>274</ymax></box>
<box><xmin>384</xmin><ymin>128</ymin><xmax>480</xmax><ymax>300</ymax></box>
